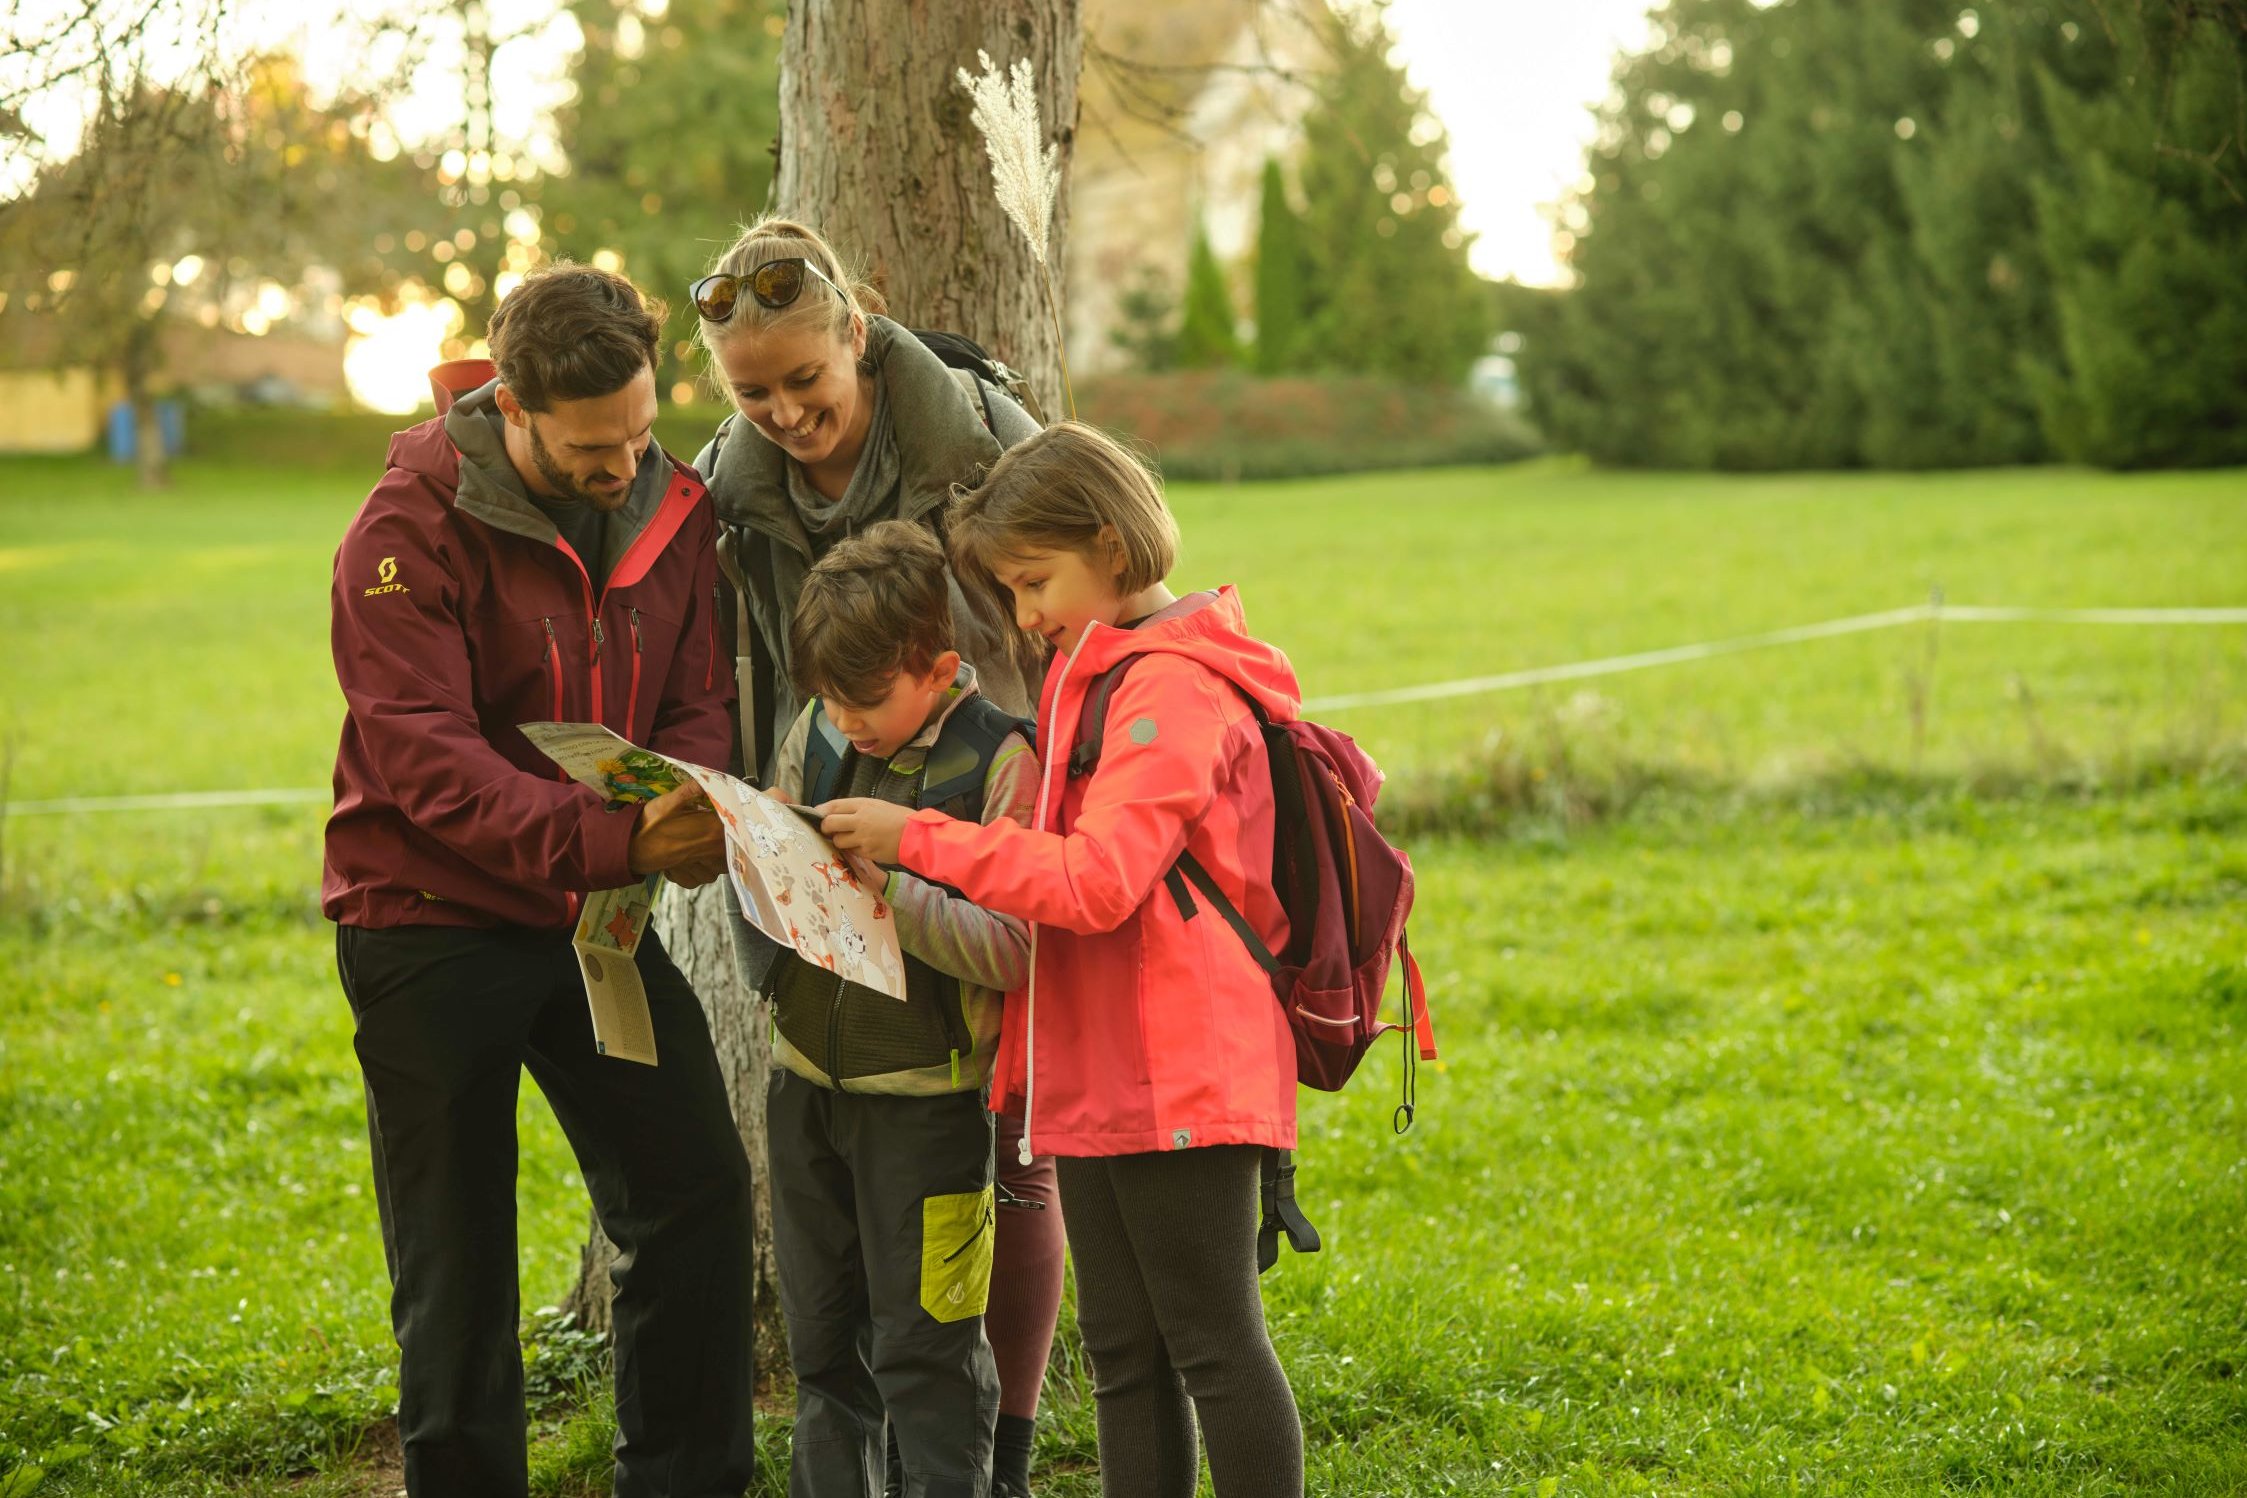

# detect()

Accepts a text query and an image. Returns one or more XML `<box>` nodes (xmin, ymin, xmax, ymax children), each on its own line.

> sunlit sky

<box><xmin>1389</xmin><ymin>0</ymin><xmax>1655</xmax><ymax>284</ymax></box>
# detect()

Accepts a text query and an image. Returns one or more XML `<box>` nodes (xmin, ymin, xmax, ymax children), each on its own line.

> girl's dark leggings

<box><xmin>1056</xmin><ymin>1145</ymin><xmax>1305</xmax><ymax>1498</ymax></box>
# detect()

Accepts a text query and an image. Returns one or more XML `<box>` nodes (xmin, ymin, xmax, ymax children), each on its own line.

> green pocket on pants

<box><xmin>920</xmin><ymin>1185</ymin><xmax>995</xmax><ymax>1323</ymax></box>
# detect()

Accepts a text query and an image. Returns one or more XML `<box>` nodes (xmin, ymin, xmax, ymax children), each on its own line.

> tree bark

<box><xmin>561</xmin><ymin>882</ymin><xmax>785</xmax><ymax>1377</ymax></box>
<box><xmin>124</xmin><ymin>323</ymin><xmax>169</xmax><ymax>491</ymax></box>
<box><xmin>775</xmin><ymin>0</ymin><xmax>1083</xmax><ymax>412</ymax></box>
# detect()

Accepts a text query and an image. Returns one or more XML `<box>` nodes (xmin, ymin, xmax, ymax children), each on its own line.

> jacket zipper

<box><xmin>541</xmin><ymin>615</ymin><xmax>583</xmax><ymax>928</ymax></box>
<box><xmin>1019</xmin><ymin>630</ymin><xmax>1089</xmax><ymax>1164</ymax></box>
<box><xmin>540</xmin><ymin>618</ymin><xmax>564</xmax><ymax>749</ymax></box>
<box><xmin>824</xmin><ymin>970</ymin><xmax>850</xmax><ymax>1093</ymax></box>
<box><xmin>627</xmin><ymin>607</ymin><xmax>645</xmax><ymax>737</ymax></box>
<box><xmin>706</xmin><ymin>582</ymin><xmax>721</xmax><ymax>692</ymax></box>
<box><xmin>555</xmin><ymin>543</ymin><xmax>605</xmax><ymax>728</ymax></box>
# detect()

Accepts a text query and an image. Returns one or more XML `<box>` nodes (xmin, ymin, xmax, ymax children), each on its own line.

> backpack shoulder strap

<box><xmin>1067</xmin><ymin>654</ymin><xmax>1148</xmax><ymax>779</ymax></box>
<box><xmin>946</xmin><ymin>365</ymin><xmax>997</xmax><ymax>433</ymax></box>
<box><xmin>921</xmin><ymin>694</ymin><xmax>1035</xmax><ymax>816</ymax></box>
<box><xmin>802</xmin><ymin>701</ymin><xmax>854</xmax><ymax>806</ymax></box>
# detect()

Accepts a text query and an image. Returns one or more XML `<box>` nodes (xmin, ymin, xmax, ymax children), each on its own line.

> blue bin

<box><xmin>106</xmin><ymin>400</ymin><xmax>186</xmax><ymax>462</ymax></box>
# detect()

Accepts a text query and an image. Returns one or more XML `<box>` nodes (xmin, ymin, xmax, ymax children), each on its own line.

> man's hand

<box><xmin>628</xmin><ymin>781</ymin><xmax>726</xmax><ymax>888</ymax></box>
<box><xmin>819</xmin><ymin>797</ymin><xmax>912</xmax><ymax>866</ymax></box>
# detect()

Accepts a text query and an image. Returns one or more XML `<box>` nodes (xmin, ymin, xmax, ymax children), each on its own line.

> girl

<box><xmin>822</xmin><ymin>421</ymin><xmax>1307</xmax><ymax>1498</ymax></box>
<box><xmin>690</xmin><ymin>218</ymin><xmax>1061</xmax><ymax>1498</ymax></box>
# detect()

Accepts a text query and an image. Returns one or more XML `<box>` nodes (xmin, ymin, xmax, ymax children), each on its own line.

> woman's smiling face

<box><xmin>714</xmin><ymin>319</ymin><xmax>868</xmax><ymax>469</ymax></box>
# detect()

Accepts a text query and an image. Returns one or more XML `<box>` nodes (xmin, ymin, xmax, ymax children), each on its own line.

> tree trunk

<box><xmin>775</xmin><ymin>0</ymin><xmax>1083</xmax><ymax>411</ymax></box>
<box><xmin>557</xmin><ymin>0</ymin><xmax>1082</xmax><ymax>1396</ymax></box>
<box><xmin>123</xmin><ymin>325</ymin><xmax>169</xmax><ymax>491</ymax></box>
<box><xmin>562</xmin><ymin>882</ymin><xmax>785</xmax><ymax>1376</ymax></box>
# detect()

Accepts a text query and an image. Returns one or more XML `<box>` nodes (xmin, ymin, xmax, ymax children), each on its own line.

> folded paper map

<box><xmin>520</xmin><ymin>722</ymin><xmax>909</xmax><ymax>1065</ymax></box>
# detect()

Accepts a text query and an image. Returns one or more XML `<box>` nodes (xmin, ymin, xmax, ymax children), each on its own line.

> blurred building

<box><xmin>0</xmin><ymin>293</ymin><xmax>349</xmax><ymax>454</ymax></box>
<box><xmin>1069</xmin><ymin>0</ymin><xmax>1324</xmax><ymax>373</ymax></box>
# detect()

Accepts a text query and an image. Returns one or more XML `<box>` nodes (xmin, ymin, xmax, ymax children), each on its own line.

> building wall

<box><xmin>160</xmin><ymin>323</ymin><xmax>349</xmax><ymax>403</ymax></box>
<box><xmin>0</xmin><ymin>368</ymin><xmax>110</xmax><ymax>453</ymax></box>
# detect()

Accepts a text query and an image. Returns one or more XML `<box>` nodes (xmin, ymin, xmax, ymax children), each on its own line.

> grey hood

<box><xmin>442</xmin><ymin>378</ymin><xmax>674</xmax><ymax>578</ymax></box>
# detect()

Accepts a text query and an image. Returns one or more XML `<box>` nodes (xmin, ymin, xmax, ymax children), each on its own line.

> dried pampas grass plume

<box><xmin>957</xmin><ymin>48</ymin><xmax>1075</xmax><ymax>419</ymax></box>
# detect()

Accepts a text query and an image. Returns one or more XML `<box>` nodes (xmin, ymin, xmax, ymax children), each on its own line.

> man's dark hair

<box><xmin>789</xmin><ymin>520</ymin><xmax>954</xmax><ymax>707</ymax></box>
<box><xmin>487</xmin><ymin>263</ymin><xmax>664</xmax><ymax>412</ymax></box>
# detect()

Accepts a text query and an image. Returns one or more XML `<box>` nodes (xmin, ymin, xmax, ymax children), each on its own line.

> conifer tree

<box><xmin>1176</xmin><ymin>220</ymin><xmax>1242</xmax><ymax>368</ymax></box>
<box><xmin>2024</xmin><ymin>8</ymin><xmax>2247</xmax><ymax>466</ymax></box>
<box><xmin>1253</xmin><ymin>157</ymin><xmax>1310</xmax><ymax>374</ymax></box>
<box><xmin>1295</xmin><ymin>0</ymin><xmax>1488</xmax><ymax>385</ymax></box>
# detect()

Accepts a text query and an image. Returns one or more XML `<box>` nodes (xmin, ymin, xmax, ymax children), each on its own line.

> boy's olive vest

<box><xmin>766</xmin><ymin>692</ymin><xmax>1031</xmax><ymax>1093</ymax></box>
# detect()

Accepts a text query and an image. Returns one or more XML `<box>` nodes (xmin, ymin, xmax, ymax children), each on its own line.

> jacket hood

<box><xmin>701</xmin><ymin>314</ymin><xmax>1003</xmax><ymax>550</ymax></box>
<box><xmin>1068</xmin><ymin>587</ymin><xmax>1301</xmax><ymax>723</ymax></box>
<box><xmin>383</xmin><ymin>360</ymin><xmax>678</xmax><ymax>558</ymax></box>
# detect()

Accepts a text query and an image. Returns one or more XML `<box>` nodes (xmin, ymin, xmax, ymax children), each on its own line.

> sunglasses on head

<box><xmin>689</xmin><ymin>257</ymin><xmax>846</xmax><ymax>323</ymax></box>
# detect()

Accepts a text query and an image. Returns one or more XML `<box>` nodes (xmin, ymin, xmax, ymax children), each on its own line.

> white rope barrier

<box><xmin>8</xmin><ymin>603</ymin><xmax>2244</xmax><ymax>816</ymax></box>
<box><xmin>1302</xmin><ymin>602</ymin><xmax>2247</xmax><ymax>713</ymax></box>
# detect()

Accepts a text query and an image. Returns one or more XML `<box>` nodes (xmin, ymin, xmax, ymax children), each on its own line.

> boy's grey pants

<box><xmin>766</xmin><ymin>1068</ymin><xmax>1000</xmax><ymax>1498</ymax></box>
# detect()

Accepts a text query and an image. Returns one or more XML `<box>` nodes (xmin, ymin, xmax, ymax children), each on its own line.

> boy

<box><xmin>758</xmin><ymin>518</ymin><xmax>1038</xmax><ymax>1498</ymax></box>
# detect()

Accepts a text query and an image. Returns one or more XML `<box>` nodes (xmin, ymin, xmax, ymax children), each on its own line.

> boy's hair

<box><xmin>946</xmin><ymin>421</ymin><xmax>1179</xmax><ymax>602</ymax></box>
<box><xmin>487</xmin><ymin>262</ymin><xmax>664</xmax><ymax>413</ymax></box>
<box><xmin>789</xmin><ymin>519</ymin><xmax>955</xmax><ymax>707</ymax></box>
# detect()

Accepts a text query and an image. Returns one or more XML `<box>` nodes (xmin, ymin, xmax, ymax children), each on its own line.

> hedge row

<box><xmin>176</xmin><ymin>373</ymin><xmax>1540</xmax><ymax>481</ymax></box>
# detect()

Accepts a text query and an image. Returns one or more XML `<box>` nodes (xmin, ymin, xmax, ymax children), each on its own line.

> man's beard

<box><xmin>527</xmin><ymin>420</ymin><xmax>633</xmax><ymax>512</ymax></box>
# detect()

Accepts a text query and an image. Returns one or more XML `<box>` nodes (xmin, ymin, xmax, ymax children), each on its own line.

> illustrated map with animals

<box><xmin>520</xmin><ymin>723</ymin><xmax>907</xmax><ymax>1066</ymax></box>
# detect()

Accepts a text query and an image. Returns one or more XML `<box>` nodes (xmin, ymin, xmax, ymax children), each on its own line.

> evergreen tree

<box><xmin>1108</xmin><ymin>262</ymin><xmax>1181</xmax><ymax>372</ymax></box>
<box><xmin>2024</xmin><ymin>8</ymin><xmax>2247</xmax><ymax>467</ymax></box>
<box><xmin>1175</xmin><ymin>220</ymin><xmax>1241</xmax><ymax>368</ymax></box>
<box><xmin>1510</xmin><ymin>0</ymin><xmax>1962</xmax><ymax>468</ymax></box>
<box><xmin>1504</xmin><ymin>0</ymin><xmax>2245</xmax><ymax>470</ymax></box>
<box><xmin>1253</xmin><ymin>156</ymin><xmax>1310</xmax><ymax>374</ymax></box>
<box><xmin>1295</xmin><ymin>0</ymin><xmax>1490</xmax><ymax>385</ymax></box>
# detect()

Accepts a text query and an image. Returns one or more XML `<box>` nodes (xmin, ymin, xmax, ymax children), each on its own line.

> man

<box><xmin>322</xmin><ymin>263</ymin><xmax>755</xmax><ymax>1497</ymax></box>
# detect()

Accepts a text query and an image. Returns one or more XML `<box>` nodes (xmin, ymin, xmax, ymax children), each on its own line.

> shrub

<box><xmin>1078</xmin><ymin>371</ymin><xmax>1540</xmax><ymax>481</ymax></box>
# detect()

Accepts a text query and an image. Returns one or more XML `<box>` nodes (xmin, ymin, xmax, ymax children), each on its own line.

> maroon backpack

<box><xmin>1070</xmin><ymin>656</ymin><xmax>1438</xmax><ymax>1268</ymax></box>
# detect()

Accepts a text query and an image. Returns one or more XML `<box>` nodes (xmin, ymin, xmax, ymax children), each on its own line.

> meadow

<box><xmin>0</xmin><ymin>451</ymin><xmax>2242</xmax><ymax>1496</ymax></box>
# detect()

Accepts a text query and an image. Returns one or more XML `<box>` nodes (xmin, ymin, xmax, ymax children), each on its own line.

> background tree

<box><xmin>1252</xmin><ymin>156</ymin><xmax>1309</xmax><ymax>375</ymax></box>
<box><xmin>770</xmin><ymin>0</ymin><xmax>1082</xmax><ymax>410</ymax></box>
<box><xmin>1292</xmin><ymin>0</ymin><xmax>1489</xmax><ymax>385</ymax></box>
<box><xmin>1108</xmin><ymin>262</ymin><xmax>1180</xmax><ymax>371</ymax></box>
<box><xmin>1502</xmin><ymin>0</ymin><xmax>2246</xmax><ymax>471</ymax></box>
<box><xmin>0</xmin><ymin>48</ymin><xmax>411</xmax><ymax>487</ymax></box>
<box><xmin>1176</xmin><ymin>220</ymin><xmax>1242</xmax><ymax>368</ymax></box>
<box><xmin>563</xmin><ymin>0</ymin><xmax>1085</xmax><ymax>1372</ymax></box>
<box><xmin>2023</xmin><ymin>5</ymin><xmax>2247</xmax><ymax>467</ymax></box>
<box><xmin>545</xmin><ymin>0</ymin><xmax>788</xmax><ymax>399</ymax></box>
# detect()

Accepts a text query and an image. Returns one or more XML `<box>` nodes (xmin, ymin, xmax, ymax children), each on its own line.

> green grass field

<box><xmin>1</xmin><ymin>453</ymin><xmax>2243</xmax><ymax>1496</ymax></box>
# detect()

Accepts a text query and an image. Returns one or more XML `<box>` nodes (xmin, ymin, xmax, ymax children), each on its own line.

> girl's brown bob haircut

<box><xmin>946</xmin><ymin>421</ymin><xmax>1180</xmax><ymax>599</ymax></box>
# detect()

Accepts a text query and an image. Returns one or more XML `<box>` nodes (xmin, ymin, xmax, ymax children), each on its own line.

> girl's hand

<box><xmin>819</xmin><ymin>797</ymin><xmax>911</xmax><ymax>865</ymax></box>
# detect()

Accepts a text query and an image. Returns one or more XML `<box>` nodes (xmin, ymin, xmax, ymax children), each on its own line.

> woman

<box><xmin>691</xmin><ymin>217</ymin><xmax>1060</xmax><ymax>1498</ymax></box>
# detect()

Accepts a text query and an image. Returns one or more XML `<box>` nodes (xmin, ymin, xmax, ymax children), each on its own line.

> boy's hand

<box><xmin>819</xmin><ymin>797</ymin><xmax>911</xmax><ymax>865</ymax></box>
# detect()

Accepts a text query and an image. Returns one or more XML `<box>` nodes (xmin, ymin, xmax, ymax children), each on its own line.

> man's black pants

<box><xmin>337</xmin><ymin>922</ymin><xmax>757</xmax><ymax>1498</ymax></box>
